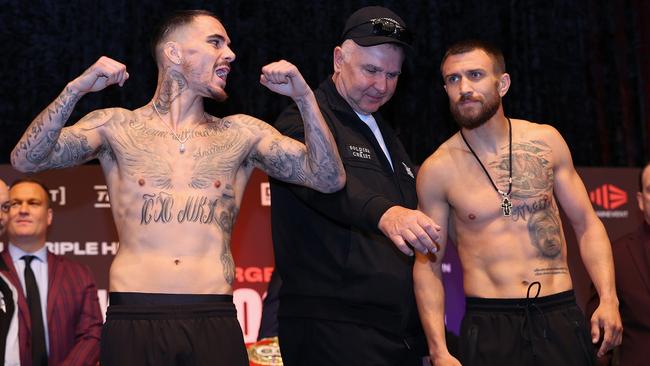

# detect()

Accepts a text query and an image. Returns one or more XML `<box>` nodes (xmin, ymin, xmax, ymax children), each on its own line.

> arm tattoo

<box><xmin>27</xmin><ymin>129</ymin><xmax>94</xmax><ymax>169</ymax></box>
<box><xmin>295</xmin><ymin>97</ymin><xmax>343</xmax><ymax>192</ymax></box>
<box><xmin>12</xmin><ymin>86</ymin><xmax>83</xmax><ymax>170</ymax></box>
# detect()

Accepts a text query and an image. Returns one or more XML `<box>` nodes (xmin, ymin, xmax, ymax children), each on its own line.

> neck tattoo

<box><xmin>152</xmin><ymin>102</ymin><xmax>204</xmax><ymax>154</ymax></box>
<box><xmin>460</xmin><ymin>117</ymin><xmax>513</xmax><ymax>216</ymax></box>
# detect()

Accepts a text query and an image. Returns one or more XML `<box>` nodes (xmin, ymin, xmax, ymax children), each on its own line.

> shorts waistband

<box><xmin>107</xmin><ymin>292</ymin><xmax>236</xmax><ymax>320</ymax></box>
<box><xmin>465</xmin><ymin>290</ymin><xmax>576</xmax><ymax>312</ymax></box>
<box><xmin>109</xmin><ymin>292</ymin><xmax>233</xmax><ymax>306</ymax></box>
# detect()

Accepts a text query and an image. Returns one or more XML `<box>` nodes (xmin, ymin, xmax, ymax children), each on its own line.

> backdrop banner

<box><xmin>0</xmin><ymin>165</ymin><xmax>641</xmax><ymax>339</ymax></box>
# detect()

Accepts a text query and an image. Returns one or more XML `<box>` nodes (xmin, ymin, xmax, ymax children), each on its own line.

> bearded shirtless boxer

<box><xmin>11</xmin><ymin>10</ymin><xmax>345</xmax><ymax>366</ymax></box>
<box><xmin>413</xmin><ymin>40</ymin><xmax>622</xmax><ymax>366</ymax></box>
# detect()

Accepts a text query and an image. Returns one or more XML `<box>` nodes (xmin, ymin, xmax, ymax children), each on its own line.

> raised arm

<box><xmin>11</xmin><ymin>56</ymin><xmax>128</xmax><ymax>172</ymax></box>
<box><xmin>413</xmin><ymin>154</ymin><xmax>461</xmax><ymax>366</ymax></box>
<box><xmin>548</xmin><ymin>125</ymin><xmax>622</xmax><ymax>357</ymax></box>
<box><xmin>256</xmin><ymin>60</ymin><xmax>345</xmax><ymax>193</ymax></box>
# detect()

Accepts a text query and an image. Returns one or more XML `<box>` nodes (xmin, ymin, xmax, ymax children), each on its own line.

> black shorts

<box><xmin>279</xmin><ymin>317</ymin><xmax>424</xmax><ymax>366</ymax></box>
<box><xmin>460</xmin><ymin>290</ymin><xmax>595</xmax><ymax>366</ymax></box>
<box><xmin>100</xmin><ymin>292</ymin><xmax>248</xmax><ymax>366</ymax></box>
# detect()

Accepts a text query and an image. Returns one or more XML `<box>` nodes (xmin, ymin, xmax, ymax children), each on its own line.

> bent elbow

<box><xmin>11</xmin><ymin>154</ymin><xmax>40</xmax><ymax>173</ymax></box>
<box><xmin>316</xmin><ymin>170</ymin><xmax>346</xmax><ymax>193</ymax></box>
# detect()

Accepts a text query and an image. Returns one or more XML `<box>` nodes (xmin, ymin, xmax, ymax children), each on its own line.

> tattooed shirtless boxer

<box><xmin>11</xmin><ymin>10</ymin><xmax>344</xmax><ymax>366</ymax></box>
<box><xmin>413</xmin><ymin>40</ymin><xmax>622</xmax><ymax>366</ymax></box>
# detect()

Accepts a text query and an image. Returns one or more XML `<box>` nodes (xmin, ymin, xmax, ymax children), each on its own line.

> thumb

<box><xmin>591</xmin><ymin>319</ymin><xmax>601</xmax><ymax>343</ymax></box>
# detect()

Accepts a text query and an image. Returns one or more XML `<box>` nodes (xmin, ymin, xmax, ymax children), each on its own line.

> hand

<box><xmin>378</xmin><ymin>206</ymin><xmax>441</xmax><ymax>256</ymax></box>
<box><xmin>69</xmin><ymin>56</ymin><xmax>129</xmax><ymax>94</ymax></box>
<box><xmin>260</xmin><ymin>60</ymin><xmax>310</xmax><ymax>99</ymax></box>
<box><xmin>590</xmin><ymin>300</ymin><xmax>622</xmax><ymax>357</ymax></box>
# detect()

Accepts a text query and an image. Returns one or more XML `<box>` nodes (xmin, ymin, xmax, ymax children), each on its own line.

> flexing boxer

<box><xmin>11</xmin><ymin>9</ymin><xmax>344</xmax><ymax>365</ymax></box>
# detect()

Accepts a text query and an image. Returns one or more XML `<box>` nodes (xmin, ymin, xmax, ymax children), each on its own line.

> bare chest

<box><xmin>102</xmin><ymin>117</ymin><xmax>254</xmax><ymax>191</ymax></box>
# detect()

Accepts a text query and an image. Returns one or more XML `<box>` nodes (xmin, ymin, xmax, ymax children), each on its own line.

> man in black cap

<box><xmin>270</xmin><ymin>6</ymin><xmax>440</xmax><ymax>365</ymax></box>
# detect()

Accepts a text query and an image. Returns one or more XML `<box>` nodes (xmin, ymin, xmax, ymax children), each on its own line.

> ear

<box><xmin>163</xmin><ymin>41</ymin><xmax>183</xmax><ymax>65</ymax></box>
<box><xmin>333</xmin><ymin>46</ymin><xmax>344</xmax><ymax>73</ymax></box>
<box><xmin>497</xmin><ymin>73</ymin><xmax>511</xmax><ymax>97</ymax></box>
<box><xmin>47</xmin><ymin>207</ymin><xmax>53</xmax><ymax>227</ymax></box>
<box><xmin>638</xmin><ymin>191</ymin><xmax>644</xmax><ymax>213</ymax></box>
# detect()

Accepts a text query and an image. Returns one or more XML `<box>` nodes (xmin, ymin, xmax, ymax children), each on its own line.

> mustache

<box><xmin>459</xmin><ymin>94</ymin><xmax>481</xmax><ymax>103</ymax></box>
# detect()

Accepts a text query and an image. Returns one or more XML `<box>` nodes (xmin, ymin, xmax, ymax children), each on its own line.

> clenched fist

<box><xmin>69</xmin><ymin>56</ymin><xmax>129</xmax><ymax>95</ymax></box>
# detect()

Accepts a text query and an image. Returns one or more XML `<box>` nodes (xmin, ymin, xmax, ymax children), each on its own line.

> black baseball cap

<box><xmin>340</xmin><ymin>6</ymin><xmax>413</xmax><ymax>49</ymax></box>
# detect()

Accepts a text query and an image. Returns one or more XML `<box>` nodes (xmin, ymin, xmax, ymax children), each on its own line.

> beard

<box><xmin>450</xmin><ymin>85</ymin><xmax>501</xmax><ymax>130</ymax></box>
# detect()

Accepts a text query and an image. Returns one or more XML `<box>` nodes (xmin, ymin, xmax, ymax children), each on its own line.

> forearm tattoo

<box><xmin>12</xmin><ymin>86</ymin><xmax>83</xmax><ymax>168</ymax></box>
<box><xmin>296</xmin><ymin>97</ymin><xmax>343</xmax><ymax>191</ymax></box>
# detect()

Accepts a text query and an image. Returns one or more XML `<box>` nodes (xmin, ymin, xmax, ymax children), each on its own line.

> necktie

<box><xmin>22</xmin><ymin>255</ymin><xmax>47</xmax><ymax>366</ymax></box>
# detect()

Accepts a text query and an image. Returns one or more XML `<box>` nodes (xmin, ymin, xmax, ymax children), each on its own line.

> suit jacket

<box><xmin>611</xmin><ymin>224</ymin><xmax>650</xmax><ymax>366</ymax></box>
<box><xmin>0</xmin><ymin>257</ymin><xmax>18</xmax><ymax>365</ymax></box>
<box><xmin>0</xmin><ymin>249</ymin><xmax>102</xmax><ymax>366</ymax></box>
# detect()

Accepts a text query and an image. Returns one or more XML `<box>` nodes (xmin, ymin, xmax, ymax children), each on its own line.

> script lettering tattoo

<box><xmin>189</xmin><ymin>120</ymin><xmax>249</xmax><ymax>189</ymax></box>
<box><xmin>155</xmin><ymin>69</ymin><xmax>188</xmax><ymax>113</ymax></box>
<box><xmin>528</xmin><ymin>209</ymin><xmax>563</xmax><ymax>259</ymax></box>
<box><xmin>534</xmin><ymin>267</ymin><xmax>569</xmax><ymax>276</ymax></box>
<box><xmin>511</xmin><ymin>194</ymin><xmax>552</xmax><ymax>222</ymax></box>
<box><xmin>141</xmin><ymin>192</ymin><xmax>175</xmax><ymax>224</ymax></box>
<box><xmin>12</xmin><ymin>86</ymin><xmax>87</xmax><ymax>169</ymax></box>
<box><xmin>176</xmin><ymin>196</ymin><xmax>220</xmax><ymax>224</ymax></box>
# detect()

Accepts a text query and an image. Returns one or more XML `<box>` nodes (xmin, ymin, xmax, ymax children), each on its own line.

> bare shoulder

<box><xmin>223</xmin><ymin>113</ymin><xmax>275</xmax><ymax>133</ymax></box>
<box><xmin>512</xmin><ymin>118</ymin><xmax>564</xmax><ymax>143</ymax></box>
<box><xmin>77</xmin><ymin>107</ymin><xmax>134</xmax><ymax>130</ymax></box>
<box><xmin>417</xmin><ymin>134</ymin><xmax>461</xmax><ymax>193</ymax></box>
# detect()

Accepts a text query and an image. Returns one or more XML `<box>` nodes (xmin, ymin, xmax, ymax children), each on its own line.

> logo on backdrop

<box><xmin>589</xmin><ymin>183</ymin><xmax>629</xmax><ymax>218</ymax></box>
<box><xmin>94</xmin><ymin>185</ymin><xmax>110</xmax><ymax>208</ymax></box>
<box><xmin>49</xmin><ymin>186</ymin><xmax>66</xmax><ymax>206</ymax></box>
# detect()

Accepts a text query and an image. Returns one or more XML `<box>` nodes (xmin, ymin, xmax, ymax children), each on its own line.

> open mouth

<box><xmin>215</xmin><ymin>66</ymin><xmax>230</xmax><ymax>81</ymax></box>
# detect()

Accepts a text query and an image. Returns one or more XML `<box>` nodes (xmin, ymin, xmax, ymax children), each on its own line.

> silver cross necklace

<box><xmin>460</xmin><ymin>117</ymin><xmax>513</xmax><ymax>216</ymax></box>
<box><xmin>152</xmin><ymin>102</ymin><xmax>204</xmax><ymax>154</ymax></box>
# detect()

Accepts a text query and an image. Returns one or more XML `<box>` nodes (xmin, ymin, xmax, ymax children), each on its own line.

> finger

<box><xmin>389</xmin><ymin>235</ymin><xmax>414</xmax><ymax>256</ymax></box>
<box><xmin>119</xmin><ymin>71</ymin><xmax>130</xmax><ymax>87</ymax></box>
<box><xmin>590</xmin><ymin>318</ymin><xmax>600</xmax><ymax>344</ymax></box>
<box><xmin>259</xmin><ymin>74</ymin><xmax>269</xmax><ymax>86</ymax></box>
<box><xmin>410</xmin><ymin>227</ymin><xmax>436</xmax><ymax>253</ymax></box>
<box><xmin>402</xmin><ymin>230</ymin><xmax>431</xmax><ymax>255</ymax></box>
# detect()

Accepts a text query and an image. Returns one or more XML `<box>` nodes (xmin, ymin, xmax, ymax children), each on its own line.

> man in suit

<box><xmin>1</xmin><ymin>178</ymin><xmax>102</xmax><ymax>365</ymax></box>
<box><xmin>608</xmin><ymin>162</ymin><xmax>650</xmax><ymax>365</ymax></box>
<box><xmin>1</xmin><ymin>178</ymin><xmax>20</xmax><ymax>365</ymax></box>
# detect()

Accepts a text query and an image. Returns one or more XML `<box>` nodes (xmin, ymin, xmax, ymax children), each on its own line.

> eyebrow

<box><xmin>206</xmin><ymin>34</ymin><xmax>229</xmax><ymax>44</ymax></box>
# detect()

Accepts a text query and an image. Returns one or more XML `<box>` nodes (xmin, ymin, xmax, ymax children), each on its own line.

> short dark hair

<box><xmin>440</xmin><ymin>39</ymin><xmax>506</xmax><ymax>75</ymax></box>
<box><xmin>10</xmin><ymin>177</ymin><xmax>52</xmax><ymax>208</ymax></box>
<box><xmin>150</xmin><ymin>10</ymin><xmax>221</xmax><ymax>61</ymax></box>
<box><xmin>639</xmin><ymin>162</ymin><xmax>650</xmax><ymax>192</ymax></box>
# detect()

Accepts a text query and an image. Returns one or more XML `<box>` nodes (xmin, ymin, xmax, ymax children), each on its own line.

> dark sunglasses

<box><xmin>353</xmin><ymin>18</ymin><xmax>413</xmax><ymax>45</ymax></box>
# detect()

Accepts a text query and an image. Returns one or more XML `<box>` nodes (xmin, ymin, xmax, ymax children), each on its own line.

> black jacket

<box><xmin>270</xmin><ymin>77</ymin><xmax>422</xmax><ymax>337</ymax></box>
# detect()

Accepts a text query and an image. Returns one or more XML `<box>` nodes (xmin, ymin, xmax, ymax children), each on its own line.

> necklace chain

<box><xmin>460</xmin><ymin>117</ymin><xmax>513</xmax><ymax>215</ymax></box>
<box><xmin>152</xmin><ymin>102</ymin><xmax>205</xmax><ymax>153</ymax></box>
